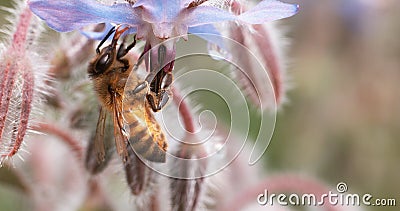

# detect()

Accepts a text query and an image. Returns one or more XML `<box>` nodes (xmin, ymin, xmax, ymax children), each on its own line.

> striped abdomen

<box><xmin>123</xmin><ymin>83</ymin><xmax>167</xmax><ymax>163</ymax></box>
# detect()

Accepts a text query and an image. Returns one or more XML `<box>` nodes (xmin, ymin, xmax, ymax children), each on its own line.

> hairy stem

<box><xmin>253</xmin><ymin>25</ymin><xmax>283</xmax><ymax>104</ymax></box>
<box><xmin>32</xmin><ymin>123</ymin><xmax>83</xmax><ymax>160</ymax></box>
<box><xmin>172</xmin><ymin>87</ymin><xmax>195</xmax><ymax>134</ymax></box>
<box><xmin>12</xmin><ymin>7</ymin><xmax>33</xmax><ymax>55</ymax></box>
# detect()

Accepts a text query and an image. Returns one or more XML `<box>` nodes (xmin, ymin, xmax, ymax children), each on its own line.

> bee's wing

<box><xmin>113</xmin><ymin>95</ymin><xmax>129</xmax><ymax>161</ymax></box>
<box><xmin>85</xmin><ymin>106</ymin><xmax>114</xmax><ymax>174</ymax></box>
<box><xmin>93</xmin><ymin>106</ymin><xmax>107</xmax><ymax>162</ymax></box>
<box><xmin>143</xmin><ymin>101</ymin><xmax>167</xmax><ymax>153</ymax></box>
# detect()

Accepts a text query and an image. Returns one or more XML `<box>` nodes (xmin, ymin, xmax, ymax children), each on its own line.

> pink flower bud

<box><xmin>0</xmin><ymin>6</ymin><xmax>47</xmax><ymax>165</ymax></box>
<box><xmin>228</xmin><ymin>1</ymin><xmax>289</xmax><ymax>108</ymax></box>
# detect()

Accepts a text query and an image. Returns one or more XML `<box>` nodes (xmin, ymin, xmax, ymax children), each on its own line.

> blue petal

<box><xmin>185</xmin><ymin>6</ymin><xmax>236</xmax><ymax>26</ymax></box>
<box><xmin>185</xmin><ymin>0</ymin><xmax>298</xmax><ymax>27</ymax></box>
<box><xmin>188</xmin><ymin>24</ymin><xmax>225</xmax><ymax>49</ymax></box>
<box><xmin>238</xmin><ymin>0</ymin><xmax>299</xmax><ymax>24</ymax></box>
<box><xmin>80</xmin><ymin>23</ymin><xmax>115</xmax><ymax>40</ymax></box>
<box><xmin>29</xmin><ymin>0</ymin><xmax>141</xmax><ymax>32</ymax></box>
<box><xmin>81</xmin><ymin>23</ymin><xmax>138</xmax><ymax>40</ymax></box>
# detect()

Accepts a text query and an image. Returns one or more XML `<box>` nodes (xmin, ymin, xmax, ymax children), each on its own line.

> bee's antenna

<box><xmin>96</xmin><ymin>26</ymin><xmax>116</xmax><ymax>54</ymax></box>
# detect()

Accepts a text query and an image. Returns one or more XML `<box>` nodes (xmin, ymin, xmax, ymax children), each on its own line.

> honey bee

<box><xmin>88</xmin><ymin>26</ymin><xmax>167</xmax><ymax>163</ymax></box>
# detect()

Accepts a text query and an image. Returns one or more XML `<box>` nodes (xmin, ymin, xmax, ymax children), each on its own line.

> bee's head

<box><xmin>88</xmin><ymin>44</ymin><xmax>117</xmax><ymax>78</ymax></box>
<box><xmin>88</xmin><ymin>26</ymin><xmax>129</xmax><ymax>78</ymax></box>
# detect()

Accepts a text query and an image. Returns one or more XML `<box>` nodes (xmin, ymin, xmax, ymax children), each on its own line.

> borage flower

<box><xmin>28</xmin><ymin>0</ymin><xmax>298</xmax><ymax>76</ymax></box>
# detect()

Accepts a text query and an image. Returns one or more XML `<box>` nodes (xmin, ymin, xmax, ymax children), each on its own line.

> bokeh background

<box><xmin>268</xmin><ymin>0</ymin><xmax>400</xmax><ymax>210</ymax></box>
<box><xmin>1</xmin><ymin>0</ymin><xmax>400</xmax><ymax>210</ymax></box>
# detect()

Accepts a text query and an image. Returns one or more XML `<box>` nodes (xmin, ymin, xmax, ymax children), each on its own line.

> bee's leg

<box><xmin>145</xmin><ymin>90</ymin><xmax>169</xmax><ymax>112</ymax></box>
<box><xmin>123</xmin><ymin>34</ymin><xmax>137</xmax><ymax>53</ymax></box>
<box><xmin>144</xmin><ymin>89</ymin><xmax>170</xmax><ymax>112</ymax></box>
<box><xmin>156</xmin><ymin>90</ymin><xmax>170</xmax><ymax>111</ymax></box>
<box><xmin>117</xmin><ymin>34</ymin><xmax>137</xmax><ymax>59</ymax></box>
<box><xmin>146</xmin><ymin>93</ymin><xmax>159</xmax><ymax>112</ymax></box>
<box><xmin>96</xmin><ymin>26</ymin><xmax>116</xmax><ymax>54</ymax></box>
<box><xmin>150</xmin><ymin>72</ymin><xmax>173</xmax><ymax>111</ymax></box>
<box><xmin>132</xmin><ymin>69</ymin><xmax>157</xmax><ymax>93</ymax></box>
<box><xmin>131</xmin><ymin>81</ymin><xmax>149</xmax><ymax>95</ymax></box>
<box><xmin>116</xmin><ymin>35</ymin><xmax>137</xmax><ymax>71</ymax></box>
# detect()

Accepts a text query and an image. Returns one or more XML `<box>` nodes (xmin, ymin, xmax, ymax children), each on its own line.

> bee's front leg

<box><xmin>158</xmin><ymin>90</ymin><xmax>170</xmax><ymax>111</ymax></box>
<box><xmin>131</xmin><ymin>69</ymin><xmax>156</xmax><ymax>95</ymax></box>
<box><xmin>130</xmin><ymin>71</ymin><xmax>161</xmax><ymax>112</ymax></box>
<box><xmin>146</xmin><ymin>92</ymin><xmax>159</xmax><ymax>112</ymax></box>
<box><xmin>145</xmin><ymin>89</ymin><xmax>171</xmax><ymax>112</ymax></box>
<box><xmin>131</xmin><ymin>81</ymin><xmax>149</xmax><ymax>95</ymax></box>
<box><xmin>146</xmin><ymin>71</ymin><xmax>173</xmax><ymax>112</ymax></box>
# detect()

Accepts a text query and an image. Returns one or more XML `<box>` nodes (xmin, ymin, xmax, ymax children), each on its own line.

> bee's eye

<box><xmin>95</xmin><ymin>52</ymin><xmax>113</xmax><ymax>74</ymax></box>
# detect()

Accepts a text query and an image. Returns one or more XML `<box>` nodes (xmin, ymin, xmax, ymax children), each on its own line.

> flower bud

<box><xmin>0</xmin><ymin>6</ymin><xmax>48</xmax><ymax>165</ymax></box>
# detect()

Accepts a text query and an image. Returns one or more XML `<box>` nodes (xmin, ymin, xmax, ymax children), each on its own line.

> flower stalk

<box><xmin>172</xmin><ymin>87</ymin><xmax>195</xmax><ymax>134</ymax></box>
<box><xmin>170</xmin><ymin>87</ymin><xmax>208</xmax><ymax>211</ymax></box>
<box><xmin>0</xmin><ymin>6</ymin><xmax>37</xmax><ymax>164</ymax></box>
<box><xmin>31</xmin><ymin>123</ymin><xmax>83</xmax><ymax>160</ymax></box>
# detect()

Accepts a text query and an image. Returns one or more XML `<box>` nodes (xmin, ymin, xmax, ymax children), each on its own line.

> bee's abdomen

<box><xmin>122</xmin><ymin>84</ymin><xmax>167</xmax><ymax>162</ymax></box>
<box><xmin>126</xmin><ymin>119</ymin><xmax>166</xmax><ymax>163</ymax></box>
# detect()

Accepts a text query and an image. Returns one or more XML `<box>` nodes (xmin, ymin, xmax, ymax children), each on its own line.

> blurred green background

<box><xmin>1</xmin><ymin>0</ymin><xmax>400</xmax><ymax>210</ymax></box>
<box><xmin>267</xmin><ymin>0</ymin><xmax>400</xmax><ymax>209</ymax></box>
